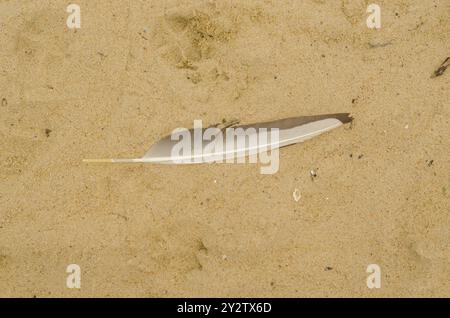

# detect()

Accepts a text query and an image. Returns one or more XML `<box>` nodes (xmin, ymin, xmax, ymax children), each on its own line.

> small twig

<box><xmin>209</xmin><ymin>118</ymin><xmax>240</xmax><ymax>129</ymax></box>
<box><xmin>221</xmin><ymin>118</ymin><xmax>240</xmax><ymax>129</ymax></box>
<box><xmin>432</xmin><ymin>57</ymin><xmax>450</xmax><ymax>78</ymax></box>
<box><xmin>368</xmin><ymin>41</ymin><xmax>392</xmax><ymax>49</ymax></box>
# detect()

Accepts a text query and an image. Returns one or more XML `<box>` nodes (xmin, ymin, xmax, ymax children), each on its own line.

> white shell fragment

<box><xmin>293</xmin><ymin>188</ymin><xmax>301</xmax><ymax>202</ymax></box>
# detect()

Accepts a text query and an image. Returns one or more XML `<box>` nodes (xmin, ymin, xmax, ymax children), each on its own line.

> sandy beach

<box><xmin>0</xmin><ymin>0</ymin><xmax>449</xmax><ymax>297</ymax></box>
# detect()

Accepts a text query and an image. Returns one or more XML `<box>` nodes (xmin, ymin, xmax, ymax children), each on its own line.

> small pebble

<box><xmin>310</xmin><ymin>169</ymin><xmax>317</xmax><ymax>180</ymax></box>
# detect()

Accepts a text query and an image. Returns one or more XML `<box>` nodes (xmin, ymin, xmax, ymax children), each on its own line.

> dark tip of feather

<box><xmin>227</xmin><ymin>113</ymin><xmax>354</xmax><ymax>130</ymax></box>
<box><xmin>331</xmin><ymin>113</ymin><xmax>353</xmax><ymax>124</ymax></box>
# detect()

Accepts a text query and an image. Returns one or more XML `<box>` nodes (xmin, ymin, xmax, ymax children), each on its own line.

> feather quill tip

<box><xmin>82</xmin><ymin>159</ymin><xmax>114</xmax><ymax>163</ymax></box>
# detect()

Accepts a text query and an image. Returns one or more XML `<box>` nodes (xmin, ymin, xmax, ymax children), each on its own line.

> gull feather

<box><xmin>83</xmin><ymin>113</ymin><xmax>352</xmax><ymax>164</ymax></box>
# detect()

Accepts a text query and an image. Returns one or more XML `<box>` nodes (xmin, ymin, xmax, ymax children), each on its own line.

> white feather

<box><xmin>83</xmin><ymin>114</ymin><xmax>352</xmax><ymax>164</ymax></box>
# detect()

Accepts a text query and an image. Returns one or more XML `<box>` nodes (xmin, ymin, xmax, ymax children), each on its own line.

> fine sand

<box><xmin>0</xmin><ymin>0</ymin><xmax>449</xmax><ymax>297</ymax></box>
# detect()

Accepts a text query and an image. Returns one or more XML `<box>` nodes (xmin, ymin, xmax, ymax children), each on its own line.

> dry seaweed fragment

<box><xmin>432</xmin><ymin>57</ymin><xmax>450</xmax><ymax>78</ymax></box>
